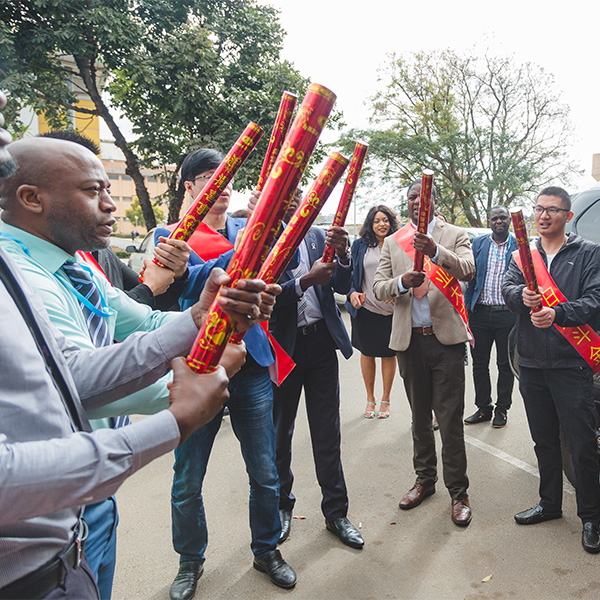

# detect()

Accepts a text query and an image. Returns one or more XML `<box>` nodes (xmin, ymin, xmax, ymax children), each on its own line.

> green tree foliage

<box><xmin>124</xmin><ymin>198</ymin><xmax>164</xmax><ymax>230</ymax></box>
<box><xmin>0</xmin><ymin>0</ymin><xmax>315</xmax><ymax>229</ymax></box>
<box><xmin>339</xmin><ymin>50</ymin><xmax>580</xmax><ymax>226</ymax></box>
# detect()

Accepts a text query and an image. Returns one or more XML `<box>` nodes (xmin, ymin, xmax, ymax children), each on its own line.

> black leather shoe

<box><xmin>464</xmin><ymin>410</ymin><xmax>492</xmax><ymax>425</ymax></box>
<box><xmin>325</xmin><ymin>517</ymin><xmax>364</xmax><ymax>549</ymax></box>
<box><xmin>514</xmin><ymin>504</ymin><xmax>562</xmax><ymax>525</ymax></box>
<box><xmin>492</xmin><ymin>411</ymin><xmax>507</xmax><ymax>428</ymax></box>
<box><xmin>169</xmin><ymin>561</ymin><xmax>203</xmax><ymax>600</ymax></box>
<box><xmin>582</xmin><ymin>522</ymin><xmax>600</xmax><ymax>553</ymax></box>
<box><xmin>253</xmin><ymin>549</ymin><xmax>297</xmax><ymax>588</ymax></box>
<box><xmin>278</xmin><ymin>509</ymin><xmax>291</xmax><ymax>544</ymax></box>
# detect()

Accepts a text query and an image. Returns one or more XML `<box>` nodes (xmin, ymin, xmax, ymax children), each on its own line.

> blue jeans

<box><xmin>171</xmin><ymin>364</ymin><xmax>281</xmax><ymax>562</ymax></box>
<box><xmin>82</xmin><ymin>497</ymin><xmax>118</xmax><ymax>600</ymax></box>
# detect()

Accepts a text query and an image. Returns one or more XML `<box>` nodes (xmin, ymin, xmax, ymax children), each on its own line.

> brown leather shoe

<box><xmin>399</xmin><ymin>483</ymin><xmax>435</xmax><ymax>510</ymax></box>
<box><xmin>452</xmin><ymin>495</ymin><xmax>472</xmax><ymax>526</ymax></box>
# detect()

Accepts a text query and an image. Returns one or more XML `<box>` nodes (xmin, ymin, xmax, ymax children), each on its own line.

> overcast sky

<box><xmin>240</xmin><ymin>0</ymin><xmax>599</xmax><ymax>216</ymax></box>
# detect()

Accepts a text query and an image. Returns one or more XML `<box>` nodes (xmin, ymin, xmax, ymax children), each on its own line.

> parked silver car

<box><xmin>127</xmin><ymin>227</ymin><xmax>158</xmax><ymax>273</ymax></box>
<box><xmin>566</xmin><ymin>183</ymin><xmax>600</xmax><ymax>243</ymax></box>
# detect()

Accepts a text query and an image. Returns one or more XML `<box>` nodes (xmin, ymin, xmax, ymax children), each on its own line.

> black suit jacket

<box><xmin>269</xmin><ymin>228</ymin><xmax>353</xmax><ymax>360</ymax></box>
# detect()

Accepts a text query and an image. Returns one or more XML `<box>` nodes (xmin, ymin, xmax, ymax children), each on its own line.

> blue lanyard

<box><xmin>0</xmin><ymin>231</ymin><xmax>31</xmax><ymax>256</ymax></box>
<box><xmin>490</xmin><ymin>237</ymin><xmax>509</xmax><ymax>262</ymax></box>
<box><xmin>63</xmin><ymin>260</ymin><xmax>114</xmax><ymax>318</ymax></box>
<box><xmin>0</xmin><ymin>231</ymin><xmax>114</xmax><ymax>318</ymax></box>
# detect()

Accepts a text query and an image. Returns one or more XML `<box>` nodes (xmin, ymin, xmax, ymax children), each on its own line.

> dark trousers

<box><xmin>35</xmin><ymin>554</ymin><xmax>98</xmax><ymax>600</ymax></box>
<box><xmin>469</xmin><ymin>306</ymin><xmax>516</xmax><ymax>415</ymax></box>
<box><xmin>2</xmin><ymin>555</ymin><xmax>98</xmax><ymax>600</ymax></box>
<box><xmin>520</xmin><ymin>366</ymin><xmax>600</xmax><ymax>523</ymax></box>
<box><xmin>396</xmin><ymin>334</ymin><xmax>469</xmax><ymax>500</ymax></box>
<box><xmin>273</xmin><ymin>321</ymin><xmax>349</xmax><ymax>521</ymax></box>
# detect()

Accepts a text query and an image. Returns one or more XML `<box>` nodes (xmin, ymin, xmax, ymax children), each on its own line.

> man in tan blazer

<box><xmin>373</xmin><ymin>180</ymin><xmax>475</xmax><ymax>526</ymax></box>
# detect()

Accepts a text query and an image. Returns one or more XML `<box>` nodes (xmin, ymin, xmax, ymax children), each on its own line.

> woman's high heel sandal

<box><xmin>378</xmin><ymin>400</ymin><xmax>390</xmax><ymax>419</ymax></box>
<box><xmin>364</xmin><ymin>401</ymin><xmax>376</xmax><ymax>419</ymax></box>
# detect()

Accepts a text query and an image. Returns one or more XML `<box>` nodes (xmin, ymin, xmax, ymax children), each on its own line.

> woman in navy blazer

<box><xmin>346</xmin><ymin>205</ymin><xmax>398</xmax><ymax>419</ymax></box>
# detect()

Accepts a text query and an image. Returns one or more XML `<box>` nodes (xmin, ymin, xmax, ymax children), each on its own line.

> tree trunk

<box><xmin>166</xmin><ymin>156</ymin><xmax>186</xmax><ymax>224</ymax></box>
<box><xmin>74</xmin><ymin>56</ymin><xmax>157</xmax><ymax>231</ymax></box>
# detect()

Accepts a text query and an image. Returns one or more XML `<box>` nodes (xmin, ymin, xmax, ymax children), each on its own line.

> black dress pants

<box><xmin>469</xmin><ymin>306</ymin><xmax>516</xmax><ymax>416</ymax></box>
<box><xmin>520</xmin><ymin>366</ymin><xmax>600</xmax><ymax>523</ymax></box>
<box><xmin>273</xmin><ymin>321</ymin><xmax>349</xmax><ymax>521</ymax></box>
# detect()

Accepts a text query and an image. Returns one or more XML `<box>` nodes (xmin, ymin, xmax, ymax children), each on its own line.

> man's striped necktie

<box><xmin>62</xmin><ymin>260</ymin><xmax>130</xmax><ymax>428</ymax></box>
<box><xmin>62</xmin><ymin>261</ymin><xmax>112</xmax><ymax>348</ymax></box>
<box><xmin>292</xmin><ymin>265</ymin><xmax>307</xmax><ymax>318</ymax></box>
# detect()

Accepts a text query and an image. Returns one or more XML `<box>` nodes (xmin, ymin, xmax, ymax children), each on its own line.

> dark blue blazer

<box><xmin>464</xmin><ymin>233</ymin><xmax>517</xmax><ymax>311</ymax></box>
<box><xmin>157</xmin><ymin>219</ymin><xmax>274</xmax><ymax>367</ymax></box>
<box><xmin>344</xmin><ymin>236</ymin><xmax>370</xmax><ymax>319</ymax></box>
<box><xmin>269</xmin><ymin>227</ymin><xmax>353</xmax><ymax>360</ymax></box>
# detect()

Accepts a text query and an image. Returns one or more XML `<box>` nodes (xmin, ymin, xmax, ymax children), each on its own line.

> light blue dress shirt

<box><xmin>0</xmin><ymin>223</ymin><xmax>177</xmax><ymax>424</ymax></box>
<box><xmin>396</xmin><ymin>219</ymin><xmax>440</xmax><ymax>327</ymax></box>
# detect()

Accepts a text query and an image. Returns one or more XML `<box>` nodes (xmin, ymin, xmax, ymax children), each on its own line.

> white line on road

<box><xmin>464</xmin><ymin>434</ymin><xmax>575</xmax><ymax>495</ymax></box>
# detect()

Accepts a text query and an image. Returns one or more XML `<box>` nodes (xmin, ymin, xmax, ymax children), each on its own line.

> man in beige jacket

<box><xmin>373</xmin><ymin>180</ymin><xmax>475</xmax><ymax>526</ymax></box>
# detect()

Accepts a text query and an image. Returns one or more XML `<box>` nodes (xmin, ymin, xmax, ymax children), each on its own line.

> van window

<box><xmin>575</xmin><ymin>199</ymin><xmax>600</xmax><ymax>244</ymax></box>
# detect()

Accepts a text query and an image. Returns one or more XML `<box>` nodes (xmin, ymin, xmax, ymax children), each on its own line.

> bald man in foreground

<box><xmin>0</xmin><ymin>94</ymin><xmax>268</xmax><ymax>599</ymax></box>
<box><xmin>0</xmin><ymin>136</ymin><xmax>280</xmax><ymax>597</ymax></box>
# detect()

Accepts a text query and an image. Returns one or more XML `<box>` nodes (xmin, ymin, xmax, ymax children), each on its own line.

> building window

<box><xmin>122</xmin><ymin>176</ymin><xmax>133</xmax><ymax>183</ymax></box>
<box><xmin>108</xmin><ymin>173</ymin><xmax>120</xmax><ymax>181</ymax></box>
<box><xmin>147</xmin><ymin>175</ymin><xmax>157</xmax><ymax>183</ymax></box>
<box><xmin>122</xmin><ymin>197</ymin><xmax>132</xmax><ymax>203</ymax></box>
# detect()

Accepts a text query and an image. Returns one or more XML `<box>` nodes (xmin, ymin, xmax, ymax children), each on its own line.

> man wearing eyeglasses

<box><xmin>502</xmin><ymin>186</ymin><xmax>600</xmax><ymax>553</ymax></box>
<box><xmin>156</xmin><ymin>149</ymin><xmax>297</xmax><ymax>599</ymax></box>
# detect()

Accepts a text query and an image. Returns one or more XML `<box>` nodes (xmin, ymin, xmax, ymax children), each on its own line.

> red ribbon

<box><xmin>393</xmin><ymin>224</ymin><xmax>472</xmax><ymax>344</ymax></box>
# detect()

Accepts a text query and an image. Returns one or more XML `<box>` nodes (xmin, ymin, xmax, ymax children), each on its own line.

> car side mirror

<box><xmin>125</xmin><ymin>245</ymin><xmax>138</xmax><ymax>253</ymax></box>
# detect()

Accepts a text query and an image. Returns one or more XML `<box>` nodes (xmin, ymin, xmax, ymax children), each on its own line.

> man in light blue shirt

<box><xmin>0</xmin><ymin>99</ymin><xmax>268</xmax><ymax>598</ymax></box>
<box><xmin>0</xmin><ymin>136</ymin><xmax>273</xmax><ymax>598</ymax></box>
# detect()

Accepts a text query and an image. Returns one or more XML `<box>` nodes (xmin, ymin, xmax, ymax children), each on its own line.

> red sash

<box><xmin>165</xmin><ymin>222</ymin><xmax>234</xmax><ymax>261</ymax></box>
<box><xmin>171</xmin><ymin>221</ymin><xmax>295</xmax><ymax>384</ymax></box>
<box><xmin>513</xmin><ymin>247</ymin><xmax>600</xmax><ymax>373</ymax></box>
<box><xmin>77</xmin><ymin>251</ymin><xmax>111</xmax><ymax>284</ymax></box>
<box><xmin>393</xmin><ymin>224</ymin><xmax>472</xmax><ymax>342</ymax></box>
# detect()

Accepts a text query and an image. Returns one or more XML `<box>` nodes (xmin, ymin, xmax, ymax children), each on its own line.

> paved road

<box><xmin>109</xmin><ymin>236</ymin><xmax>140</xmax><ymax>251</ymax></box>
<box><xmin>113</xmin><ymin>311</ymin><xmax>598</xmax><ymax>599</ymax></box>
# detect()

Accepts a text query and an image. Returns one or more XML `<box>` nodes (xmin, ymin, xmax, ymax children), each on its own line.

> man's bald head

<box><xmin>0</xmin><ymin>137</ymin><xmax>116</xmax><ymax>254</ymax></box>
<box><xmin>0</xmin><ymin>138</ymin><xmax>100</xmax><ymax>206</ymax></box>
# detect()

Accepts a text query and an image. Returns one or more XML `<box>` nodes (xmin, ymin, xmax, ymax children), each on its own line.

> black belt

<box><xmin>0</xmin><ymin>521</ymin><xmax>88</xmax><ymax>600</ymax></box>
<box><xmin>476</xmin><ymin>304</ymin><xmax>510</xmax><ymax>312</ymax></box>
<box><xmin>298</xmin><ymin>319</ymin><xmax>325</xmax><ymax>337</ymax></box>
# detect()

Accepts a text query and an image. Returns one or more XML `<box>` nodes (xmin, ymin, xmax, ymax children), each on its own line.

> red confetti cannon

<box><xmin>510</xmin><ymin>208</ymin><xmax>541</xmax><ymax>312</ymax></box>
<box><xmin>186</xmin><ymin>83</ymin><xmax>337</xmax><ymax>373</ymax></box>
<box><xmin>413</xmin><ymin>169</ymin><xmax>434</xmax><ymax>272</ymax></box>
<box><xmin>153</xmin><ymin>122</ymin><xmax>264</xmax><ymax>267</ymax></box>
<box><xmin>322</xmin><ymin>141</ymin><xmax>368</xmax><ymax>263</ymax></box>
<box><xmin>228</xmin><ymin>152</ymin><xmax>349</xmax><ymax>345</ymax></box>
<box><xmin>256</xmin><ymin>91</ymin><xmax>298</xmax><ymax>191</ymax></box>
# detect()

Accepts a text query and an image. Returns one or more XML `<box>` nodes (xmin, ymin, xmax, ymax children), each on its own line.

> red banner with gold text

<box><xmin>186</xmin><ymin>83</ymin><xmax>337</xmax><ymax>373</ymax></box>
